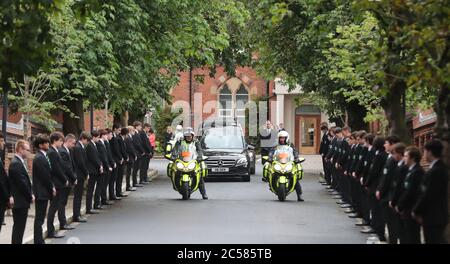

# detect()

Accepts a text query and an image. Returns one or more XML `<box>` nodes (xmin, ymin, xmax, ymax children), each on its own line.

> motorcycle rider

<box><xmin>267</xmin><ymin>131</ymin><xmax>304</xmax><ymax>202</ymax></box>
<box><xmin>171</xmin><ymin>128</ymin><xmax>208</xmax><ymax>200</ymax></box>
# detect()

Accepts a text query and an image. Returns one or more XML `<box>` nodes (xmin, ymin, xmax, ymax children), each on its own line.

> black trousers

<box><xmin>73</xmin><ymin>177</ymin><xmax>85</xmax><ymax>219</ymax></box>
<box><xmin>109</xmin><ymin>166</ymin><xmax>118</xmax><ymax>199</ymax></box>
<box><xmin>96</xmin><ymin>173</ymin><xmax>107</xmax><ymax>206</ymax></box>
<box><xmin>47</xmin><ymin>188</ymin><xmax>64</xmax><ymax>236</ymax></box>
<box><xmin>360</xmin><ymin>188</ymin><xmax>371</xmax><ymax>224</ymax></box>
<box><xmin>399</xmin><ymin>216</ymin><xmax>421</xmax><ymax>244</ymax></box>
<box><xmin>198</xmin><ymin>176</ymin><xmax>207</xmax><ymax>196</ymax></box>
<box><xmin>116</xmin><ymin>163</ymin><xmax>125</xmax><ymax>195</ymax></box>
<box><xmin>132</xmin><ymin>156</ymin><xmax>141</xmax><ymax>186</ymax></box>
<box><xmin>322</xmin><ymin>157</ymin><xmax>331</xmax><ymax>184</ymax></box>
<box><xmin>0</xmin><ymin>202</ymin><xmax>6</xmax><ymax>233</ymax></box>
<box><xmin>140</xmin><ymin>154</ymin><xmax>150</xmax><ymax>183</ymax></box>
<box><xmin>351</xmin><ymin>177</ymin><xmax>361</xmax><ymax>214</ymax></box>
<box><xmin>382</xmin><ymin>202</ymin><xmax>400</xmax><ymax>244</ymax></box>
<box><xmin>58</xmin><ymin>187</ymin><xmax>71</xmax><ymax>228</ymax></box>
<box><xmin>34</xmin><ymin>200</ymin><xmax>49</xmax><ymax>244</ymax></box>
<box><xmin>101</xmin><ymin>171</ymin><xmax>110</xmax><ymax>203</ymax></box>
<box><xmin>370</xmin><ymin>194</ymin><xmax>386</xmax><ymax>240</ymax></box>
<box><xmin>295</xmin><ymin>180</ymin><xmax>303</xmax><ymax>197</ymax></box>
<box><xmin>423</xmin><ymin>225</ymin><xmax>447</xmax><ymax>244</ymax></box>
<box><xmin>86</xmin><ymin>173</ymin><xmax>99</xmax><ymax>211</ymax></box>
<box><xmin>126</xmin><ymin>161</ymin><xmax>134</xmax><ymax>189</ymax></box>
<box><xmin>12</xmin><ymin>207</ymin><xmax>28</xmax><ymax>244</ymax></box>
<box><xmin>330</xmin><ymin>163</ymin><xmax>339</xmax><ymax>190</ymax></box>
<box><xmin>260</xmin><ymin>148</ymin><xmax>271</xmax><ymax>165</ymax></box>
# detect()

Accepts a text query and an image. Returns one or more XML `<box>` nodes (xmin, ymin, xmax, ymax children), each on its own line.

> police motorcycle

<box><xmin>165</xmin><ymin>135</ymin><xmax>207</xmax><ymax>200</ymax></box>
<box><xmin>262</xmin><ymin>145</ymin><xmax>305</xmax><ymax>201</ymax></box>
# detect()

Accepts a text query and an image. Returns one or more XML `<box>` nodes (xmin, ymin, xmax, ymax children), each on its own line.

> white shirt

<box><xmin>52</xmin><ymin>146</ymin><xmax>59</xmax><ymax>153</ymax></box>
<box><xmin>40</xmin><ymin>150</ymin><xmax>47</xmax><ymax>156</ymax></box>
<box><xmin>408</xmin><ymin>163</ymin><xmax>417</xmax><ymax>171</ymax></box>
<box><xmin>15</xmin><ymin>154</ymin><xmax>28</xmax><ymax>173</ymax></box>
<box><xmin>429</xmin><ymin>159</ymin><xmax>439</xmax><ymax>169</ymax></box>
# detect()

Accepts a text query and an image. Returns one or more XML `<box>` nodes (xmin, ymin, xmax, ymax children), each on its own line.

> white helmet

<box><xmin>278</xmin><ymin>130</ymin><xmax>289</xmax><ymax>144</ymax></box>
<box><xmin>183</xmin><ymin>127</ymin><xmax>195</xmax><ymax>137</ymax></box>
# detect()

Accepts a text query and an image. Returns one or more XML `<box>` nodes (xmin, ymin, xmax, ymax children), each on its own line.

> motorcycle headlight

<box><xmin>273</xmin><ymin>163</ymin><xmax>282</xmax><ymax>172</ymax></box>
<box><xmin>176</xmin><ymin>162</ymin><xmax>184</xmax><ymax>170</ymax></box>
<box><xmin>248</xmin><ymin>152</ymin><xmax>253</xmax><ymax>158</ymax></box>
<box><xmin>236</xmin><ymin>157</ymin><xmax>248</xmax><ymax>166</ymax></box>
<box><xmin>187</xmin><ymin>161</ymin><xmax>196</xmax><ymax>171</ymax></box>
<box><xmin>284</xmin><ymin>163</ymin><xmax>293</xmax><ymax>172</ymax></box>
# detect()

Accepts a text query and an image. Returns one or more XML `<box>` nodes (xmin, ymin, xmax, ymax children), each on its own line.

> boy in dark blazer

<box><xmin>9</xmin><ymin>140</ymin><xmax>33</xmax><ymax>244</ymax></box>
<box><xmin>32</xmin><ymin>134</ymin><xmax>55</xmax><ymax>244</ymax></box>
<box><xmin>396</xmin><ymin>146</ymin><xmax>424</xmax><ymax>244</ymax></box>
<box><xmin>72</xmin><ymin>132</ymin><xmax>91</xmax><ymax>222</ymax></box>
<box><xmin>58</xmin><ymin>134</ymin><xmax>78</xmax><ymax>230</ymax></box>
<box><xmin>85</xmin><ymin>130</ymin><xmax>103</xmax><ymax>214</ymax></box>
<box><xmin>413</xmin><ymin>140</ymin><xmax>449</xmax><ymax>244</ymax></box>
<box><xmin>46</xmin><ymin>131</ymin><xmax>68</xmax><ymax>239</ymax></box>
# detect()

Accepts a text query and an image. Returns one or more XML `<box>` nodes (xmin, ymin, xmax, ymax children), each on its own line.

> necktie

<box><xmin>45</xmin><ymin>154</ymin><xmax>52</xmax><ymax>169</ymax></box>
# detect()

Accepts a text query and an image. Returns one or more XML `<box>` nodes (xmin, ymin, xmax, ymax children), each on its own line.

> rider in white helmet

<box><xmin>171</xmin><ymin>127</ymin><xmax>208</xmax><ymax>199</ymax></box>
<box><xmin>268</xmin><ymin>130</ymin><xmax>304</xmax><ymax>202</ymax></box>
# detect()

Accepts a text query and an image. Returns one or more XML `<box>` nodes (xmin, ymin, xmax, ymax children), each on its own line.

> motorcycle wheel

<box><xmin>181</xmin><ymin>181</ymin><xmax>190</xmax><ymax>200</ymax></box>
<box><xmin>277</xmin><ymin>183</ymin><xmax>287</xmax><ymax>201</ymax></box>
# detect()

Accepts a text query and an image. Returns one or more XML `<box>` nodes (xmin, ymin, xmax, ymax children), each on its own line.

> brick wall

<box><xmin>170</xmin><ymin>66</ymin><xmax>273</xmax><ymax>122</ymax></box>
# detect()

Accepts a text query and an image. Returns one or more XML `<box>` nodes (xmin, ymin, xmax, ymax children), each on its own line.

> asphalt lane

<box><xmin>52</xmin><ymin>159</ymin><xmax>369</xmax><ymax>244</ymax></box>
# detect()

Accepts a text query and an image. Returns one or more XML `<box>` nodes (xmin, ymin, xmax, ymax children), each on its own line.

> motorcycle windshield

<box><xmin>273</xmin><ymin>145</ymin><xmax>294</xmax><ymax>164</ymax></box>
<box><xmin>179</xmin><ymin>142</ymin><xmax>198</xmax><ymax>162</ymax></box>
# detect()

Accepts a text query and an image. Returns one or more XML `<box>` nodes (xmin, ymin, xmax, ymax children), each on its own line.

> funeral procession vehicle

<box><xmin>198</xmin><ymin>122</ymin><xmax>255</xmax><ymax>182</ymax></box>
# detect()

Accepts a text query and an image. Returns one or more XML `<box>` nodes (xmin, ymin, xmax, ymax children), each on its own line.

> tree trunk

<box><xmin>120</xmin><ymin>111</ymin><xmax>128</xmax><ymax>127</ymax></box>
<box><xmin>434</xmin><ymin>84</ymin><xmax>450</xmax><ymax>240</ymax></box>
<box><xmin>383</xmin><ymin>80</ymin><xmax>411</xmax><ymax>143</ymax></box>
<box><xmin>346</xmin><ymin>100</ymin><xmax>368</xmax><ymax>131</ymax></box>
<box><xmin>63</xmin><ymin>97</ymin><xmax>85</xmax><ymax>137</ymax></box>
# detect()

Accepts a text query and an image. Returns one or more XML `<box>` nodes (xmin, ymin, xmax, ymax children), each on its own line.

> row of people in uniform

<box><xmin>319</xmin><ymin>124</ymin><xmax>448</xmax><ymax>244</ymax></box>
<box><xmin>0</xmin><ymin>121</ymin><xmax>154</xmax><ymax>244</ymax></box>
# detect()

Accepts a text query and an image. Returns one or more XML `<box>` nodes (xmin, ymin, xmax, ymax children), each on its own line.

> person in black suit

<box><xmin>9</xmin><ymin>140</ymin><xmax>33</xmax><ymax>244</ymax></box>
<box><xmin>139</xmin><ymin>123</ymin><xmax>153</xmax><ymax>184</ymax></box>
<box><xmin>395</xmin><ymin>146</ymin><xmax>424</xmax><ymax>244</ymax></box>
<box><xmin>72</xmin><ymin>132</ymin><xmax>91</xmax><ymax>222</ymax></box>
<box><xmin>58</xmin><ymin>134</ymin><xmax>78</xmax><ymax>231</ymax></box>
<box><xmin>364</xmin><ymin>136</ymin><xmax>388</xmax><ymax>240</ymax></box>
<box><xmin>109</xmin><ymin>125</ymin><xmax>123</xmax><ymax>200</ymax></box>
<box><xmin>0</xmin><ymin>150</ymin><xmax>11</xmax><ymax>233</ymax></box>
<box><xmin>354</xmin><ymin>133</ymin><xmax>375</xmax><ymax>230</ymax></box>
<box><xmin>85</xmin><ymin>130</ymin><xmax>103</xmax><ymax>214</ymax></box>
<box><xmin>319</xmin><ymin>122</ymin><xmax>331</xmax><ymax>185</ymax></box>
<box><xmin>375</xmin><ymin>136</ymin><xmax>402</xmax><ymax>244</ymax></box>
<box><xmin>413</xmin><ymin>140</ymin><xmax>449</xmax><ymax>244</ymax></box>
<box><xmin>117</xmin><ymin>127</ymin><xmax>129</xmax><ymax>197</ymax></box>
<box><xmin>46</xmin><ymin>131</ymin><xmax>69</xmax><ymax>239</ymax></box>
<box><xmin>32</xmin><ymin>134</ymin><xmax>55</xmax><ymax>244</ymax></box>
<box><xmin>132</xmin><ymin>122</ymin><xmax>145</xmax><ymax>188</ymax></box>
<box><xmin>125</xmin><ymin>126</ymin><xmax>137</xmax><ymax>191</ymax></box>
<box><xmin>97</xmin><ymin>129</ymin><xmax>113</xmax><ymax>207</ymax></box>
<box><xmin>348</xmin><ymin>131</ymin><xmax>366</xmax><ymax>220</ymax></box>
<box><xmin>104</xmin><ymin>129</ymin><xmax>116</xmax><ymax>201</ymax></box>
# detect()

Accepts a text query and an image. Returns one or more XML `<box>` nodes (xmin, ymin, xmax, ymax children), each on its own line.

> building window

<box><xmin>219</xmin><ymin>85</ymin><xmax>232</xmax><ymax>117</ymax></box>
<box><xmin>235</xmin><ymin>84</ymin><xmax>249</xmax><ymax>117</ymax></box>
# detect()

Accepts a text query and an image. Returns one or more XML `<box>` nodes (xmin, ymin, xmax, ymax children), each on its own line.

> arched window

<box><xmin>235</xmin><ymin>84</ymin><xmax>248</xmax><ymax>117</ymax></box>
<box><xmin>219</xmin><ymin>85</ymin><xmax>232</xmax><ymax>117</ymax></box>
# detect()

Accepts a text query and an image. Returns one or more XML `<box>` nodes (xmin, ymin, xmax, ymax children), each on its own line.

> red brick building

<box><xmin>170</xmin><ymin>66</ymin><xmax>273</xmax><ymax>121</ymax></box>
